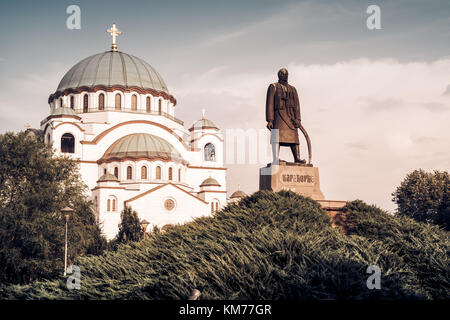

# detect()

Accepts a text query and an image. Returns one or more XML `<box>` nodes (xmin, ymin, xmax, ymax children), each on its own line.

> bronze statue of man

<box><xmin>266</xmin><ymin>68</ymin><xmax>306</xmax><ymax>164</ymax></box>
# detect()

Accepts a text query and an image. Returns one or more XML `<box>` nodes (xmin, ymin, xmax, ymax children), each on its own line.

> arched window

<box><xmin>61</xmin><ymin>133</ymin><xmax>75</xmax><ymax>153</ymax></box>
<box><xmin>158</xmin><ymin>99</ymin><xmax>162</xmax><ymax>114</ymax></box>
<box><xmin>141</xmin><ymin>166</ymin><xmax>148</xmax><ymax>180</ymax></box>
<box><xmin>168</xmin><ymin>167</ymin><xmax>173</xmax><ymax>181</ymax></box>
<box><xmin>178</xmin><ymin>168</ymin><xmax>181</xmax><ymax>182</ymax></box>
<box><xmin>70</xmin><ymin>96</ymin><xmax>74</xmax><ymax>109</ymax></box>
<box><xmin>131</xmin><ymin>94</ymin><xmax>137</xmax><ymax>111</ymax></box>
<box><xmin>98</xmin><ymin>93</ymin><xmax>105</xmax><ymax>110</ymax></box>
<box><xmin>211</xmin><ymin>199</ymin><xmax>220</xmax><ymax>214</ymax></box>
<box><xmin>115</xmin><ymin>93</ymin><xmax>121</xmax><ymax>110</ymax></box>
<box><xmin>103</xmin><ymin>168</ymin><xmax>107</xmax><ymax>175</ymax></box>
<box><xmin>204</xmin><ymin>143</ymin><xmax>216</xmax><ymax>161</ymax></box>
<box><xmin>156</xmin><ymin>166</ymin><xmax>161</xmax><ymax>180</ymax></box>
<box><xmin>127</xmin><ymin>166</ymin><xmax>132</xmax><ymax>180</ymax></box>
<box><xmin>60</xmin><ymin>98</ymin><xmax>63</xmax><ymax>108</ymax></box>
<box><xmin>114</xmin><ymin>167</ymin><xmax>119</xmax><ymax>179</ymax></box>
<box><xmin>107</xmin><ymin>197</ymin><xmax>117</xmax><ymax>212</ymax></box>
<box><xmin>146</xmin><ymin>96</ymin><xmax>151</xmax><ymax>113</ymax></box>
<box><xmin>83</xmin><ymin>94</ymin><xmax>89</xmax><ymax>112</ymax></box>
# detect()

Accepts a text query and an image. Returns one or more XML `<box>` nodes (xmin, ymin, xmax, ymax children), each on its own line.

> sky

<box><xmin>0</xmin><ymin>0</ymin><xmax>449</xmax><ymax>211</ymax></box>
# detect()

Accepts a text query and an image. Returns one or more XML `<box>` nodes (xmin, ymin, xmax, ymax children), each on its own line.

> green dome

<box><xmin>101</xmin><ymin>133</ymin><xmax>183</xmax><ymax>162</ymax></box>
<box><xmin>190</xmin><ymin>118</ymin><xmax>219</xmax><ymax>131</ymax></box>
<box><xmin>97</xmin><ymin>173</ymin><xmax>119</xmax><ymax>182</ymax></box>
<box><xmin>56</xmin><ymin>51</ymin><xmax>169</xmax><ymax>94</ymax></box>
<box><xmin>230</xmin><ymin>190</ymin><xmax>246</xmax><ymax>199</ymax></box>
<box><xmin>200</xmin><ymin>177</ymin><xmax>221</xmax><ymax>187</ymax></box>
<box><xmin>51</xmin><ymin>107</ymin><xmax>79</xmax><ymax>117</ymax></box>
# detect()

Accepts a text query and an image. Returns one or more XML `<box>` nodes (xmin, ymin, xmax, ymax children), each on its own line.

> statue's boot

<box><xmin>291</xmin><ymin>145</ymin><xmax>306</xmax><ymax>164</ymax></box>
<box><xmin>272</xmin><ymin>143</ymin><xmax>280</xmax><ymax>164</ymax></box>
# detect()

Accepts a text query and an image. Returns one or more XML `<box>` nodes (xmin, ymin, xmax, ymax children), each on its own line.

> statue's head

<box><xmin>278</xmin><ymin>68</ymin><xmax>288</xmax><ymax>83</ymax></box>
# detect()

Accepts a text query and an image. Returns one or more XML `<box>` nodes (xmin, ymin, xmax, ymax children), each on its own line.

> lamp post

<box><xmin>61</xmin><ymin>206</ymin><xmax>74</xmax><ymax>276</ymax></box>
<box><xmin>140</xmin><ymin>220</ymin><xmax>150</xmax><ymax>239</ymax></box>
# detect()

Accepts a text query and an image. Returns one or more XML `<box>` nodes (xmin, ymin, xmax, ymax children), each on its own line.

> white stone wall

<box><xmin>126</xmin><ymin>184</ymin><xmax>211</xmax><ymax>234</ymax></box>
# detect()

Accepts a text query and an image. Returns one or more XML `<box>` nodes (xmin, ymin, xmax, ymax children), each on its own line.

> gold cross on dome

<box><xmin>106</xmin><ymin>23</ymin><xmax>122</xmax><ymax>51</ymax></box>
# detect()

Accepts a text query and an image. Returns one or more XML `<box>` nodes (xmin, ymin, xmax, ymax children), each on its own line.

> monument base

<box><xmin>259</xmin><ymin>162</ymin><xmax>325</xmax><ymax>200</ymax></box>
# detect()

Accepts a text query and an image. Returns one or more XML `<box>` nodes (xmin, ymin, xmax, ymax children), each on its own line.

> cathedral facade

<box><xmin>40</xmin><ymin>25</ymin><xmax>227</xmax><ymax>239</ymax></box>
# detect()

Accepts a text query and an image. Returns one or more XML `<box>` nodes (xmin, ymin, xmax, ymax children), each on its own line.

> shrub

<box><xmin>0</xmin><ymin>191</ymin><xmax>448</xmax><ymax>299</ymax></box>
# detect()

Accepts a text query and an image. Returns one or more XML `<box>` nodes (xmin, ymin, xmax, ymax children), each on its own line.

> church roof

<box><xmin>200</xmin><ymin>177</ymin><xmax>221</xmax><ymax>187</ymax></box>
<box><xmin>97</xmin><ymin>173</ymin><xmax>119</xmax><ymax>182</ymax></box>
<box><xmin>56</xmin><ymin>51</ymin><xmax>169</xmax><ymax>94</ymax></box>
<box><xmin>190</xmin><ymin>118</ymin><xmax>219</xmax><ymax>131</ymax></box>
<box><xmin>230</xmin><ymin>190</ymin><xmax>246</xmax><ymax>199</ymax></box>
<box><xmin>100</xmin><ymin>133</ymin><xmax>184</xmax><ymax>163</ymax></box>
<box><xmin>51</xmin><ymin>106</ymin><xmax>79</xmax><ymax>117</ymax></box>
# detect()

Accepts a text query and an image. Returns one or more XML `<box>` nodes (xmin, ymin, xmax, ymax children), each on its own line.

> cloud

<box><xmin>361</xmin><ymin>97</ymin><xmax>405</xmax><ymax>113</ymax></box>
<box><xmin>421</xmin><ymin>102</ymin><xmax>449</xmax><ymax>112</ymax></box>
<box><xmin>0</xmin><ymin>71</ymin><xmax>59</xmax><ymax>132</ymax></box>
<box><xmin>173</xmin><ymin>57</ymin><xmax>450</xmax><ymax>212</ymax></box>
<box><xmin>443</xmin><ymin>84</ymin><xmax>450</xmax><ymax>96</ymax></box>
<box><xmin>413</xmin><ymin>136</ymin><xmax>438</xmax><ymax>145</ymax></box>
<box><xmin>346</xmin><ymin>143</ymin><xmax>368</xmax><ymax>150</ymax></box>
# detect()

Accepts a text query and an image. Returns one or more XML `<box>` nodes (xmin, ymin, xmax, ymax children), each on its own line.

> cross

<box><xmin>202</xmin><ymin>109</ymin><xmax>206</xmax><ymax>119</ymax></box>
<box><xmin>106</xmin><ymin>23</ymin><xmax>122</xmax><ymax>51</ymax></box>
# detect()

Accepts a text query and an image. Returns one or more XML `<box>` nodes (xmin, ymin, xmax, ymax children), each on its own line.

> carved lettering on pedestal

<box><xmin>281</xmin><ymin>174</ymin><xmax>314</xmax><ymax>184</ymax></box>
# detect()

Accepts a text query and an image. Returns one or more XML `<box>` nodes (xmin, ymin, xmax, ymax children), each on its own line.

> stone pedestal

<box><xmin>259</xmin><ymin>162</ymin><xmax>325</xmax><ymax>200</ymax></box>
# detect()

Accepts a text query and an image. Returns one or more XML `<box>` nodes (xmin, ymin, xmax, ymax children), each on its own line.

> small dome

<box><xmin>97</xmin><ymin>173</ymin><xmax>119</xmax><ymax>182</ymax></box>
<box><xmin>51</xmin><ymin>107</ymin><xmax>79</xmax><ymax>117</ymax></box>
<box><xmin>230</xmin><ymin>190</ymin><xmax>246</xmax><ymax>199</ymax></box>
<box><xmin>190</xmin><ymin>118</ymin><xmax>219</xmax><ymax>131</ymax></box>
<box><xmin>25</xmin><ymin>128</ymin><xmax>44</xmax><ymax>140</ymax></box>
<box><xmin>100</xmin><ymin>133</ymin><xmax>184</xmax><ymax>163</ymax></box>
<box><xmin>200</xmin><ymin>177</ymin><xmax>221</xmax><ymax>187</ymax></box>
<box><xmin>56</xmin><ymin>51</ymin><xmax>169</xmax><ymax>94</ymax></box>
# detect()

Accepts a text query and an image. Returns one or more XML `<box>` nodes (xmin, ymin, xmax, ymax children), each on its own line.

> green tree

<box><xmin>392</xmin><ymin>169</ymin><xmax>450</xmax><ymax>229</ymax></box>
<box><xmin>114</xmin><ymin>205</ymin><xmax>144</xmax><ymax>245</ymax></box>
<box><xmin>435</xmin><ymin>188</ymin><xmax>450</xmax><ymax>230</ymax></box>
<box><xmin>0</xmin><ymin>131</ymin><xmax>106</xmax><ymax>284</ymax></box>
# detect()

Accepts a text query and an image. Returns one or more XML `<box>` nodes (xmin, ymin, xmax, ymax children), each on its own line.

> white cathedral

<box><xmin>38</xmin><ymin>24</ymin><xmax>244</xmax><ymax>239</ymax></box>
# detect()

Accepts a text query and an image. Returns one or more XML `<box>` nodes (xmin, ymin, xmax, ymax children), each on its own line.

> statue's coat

<box><xmin>266</xmin><ymin>82</ymin><xmax>301</xmax><ymax>145</ymax></box>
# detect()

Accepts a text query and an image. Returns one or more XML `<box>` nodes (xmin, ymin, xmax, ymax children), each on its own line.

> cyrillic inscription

<box><xmin>282</xmin><ymin>174</ymin><xmax>314</xmax><ymax>184</ymax></box>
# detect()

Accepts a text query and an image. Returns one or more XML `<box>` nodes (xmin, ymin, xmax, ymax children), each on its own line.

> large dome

<box><xmin>56</xmin><ymin>51</ymin><xmax>169</xmax><ymax>94</ymax></box>
<box><xmin>100</xmin><ymin>133</ymin><xmax>184</xmax><ymax>163</ymax></box>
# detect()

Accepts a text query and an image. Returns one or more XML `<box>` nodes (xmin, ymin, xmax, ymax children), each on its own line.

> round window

<box><xmin>164</xmin><ymin>199</ymin><xmax>175</xmax><ymax>211</ymax></box>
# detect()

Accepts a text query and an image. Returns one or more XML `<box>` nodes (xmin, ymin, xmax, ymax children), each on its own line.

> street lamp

<box><xmin>140</xmin><ymin>219</ymin><xmax>150</xmax><ymax>238</ymax></box>
<box><xmin>61</xmin><ymin>206</ymin><xmax>74</xmax><ymax>276</ymax></box>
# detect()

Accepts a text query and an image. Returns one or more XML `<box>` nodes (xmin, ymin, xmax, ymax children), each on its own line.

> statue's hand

<box><xmin>267</xmin><ymin>121</ymin><xmax>274</xmax><ymax>130</ymax></box>
<box><xmin>293</xmin><ymin>119</ymin><xmax>301</xmax><ymax>128</ymax></box>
